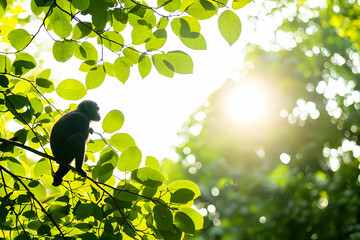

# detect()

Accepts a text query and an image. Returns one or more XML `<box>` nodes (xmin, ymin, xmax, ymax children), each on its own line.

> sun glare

<box><xmin>227</xmin><ymin>85</ymin><xmax>266</xmax><ymax>124</ymax></box>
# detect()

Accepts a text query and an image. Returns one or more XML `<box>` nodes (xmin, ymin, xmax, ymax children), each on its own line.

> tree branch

<box><xmin>0</xmin><ymin>166</ymin><xmax>67</xmax><ymax>239</ymax></box>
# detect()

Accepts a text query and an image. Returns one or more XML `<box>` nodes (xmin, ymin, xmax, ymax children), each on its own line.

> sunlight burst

<box><xmin>227</xmin><ymin>85</ymin><xmax>266</xmax><ymax>124</ymax></box>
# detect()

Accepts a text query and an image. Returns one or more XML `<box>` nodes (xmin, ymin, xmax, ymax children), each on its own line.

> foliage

<box><xmin>171</xmin><ymin>1</ymin><xmax>360</xmax><ymax>239</ymax></box>
<box><xmin>0</xmin><ymin>0</ymin><xmax>249</xmax><ymax>239</ymax></box>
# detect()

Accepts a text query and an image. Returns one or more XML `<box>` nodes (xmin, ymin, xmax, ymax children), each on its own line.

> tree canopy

<box><xmin>0</xmin><ymin>0</ymin><xmax>251</xmax><ymax>239</ymax></box>
<box><xmin>169</xmin><ymin>1</ymin><xmax>360</xmax><ymax>239</ymax></box>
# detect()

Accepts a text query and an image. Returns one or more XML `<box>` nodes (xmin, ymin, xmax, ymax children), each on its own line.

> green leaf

<box><xmin>153</xmin><ymin>205</ymin><xmax>173</xmax><ymax>230</ymax></box>
<box><xmin>7</xmin><ymin>157</ymin><xmax>25</xmax><ymax>176</ymax></box>
<box><xmin>102</xmin><ymin>31</ymin><xmax>124</xmax><ymax>52</ymax></box>
<box><xmin>174</xmin><ymin>211</ymin><xmax>195</xmax><ymax>234</ymax></box>
<box><xmin>32</xmin><ymin>158</ymin><xmax>51</xmax><ymax>177</ymax></box>
<box><xmin>72</xmin><ymin>22</ymin><xmax>92</xmax><ymax>40</ymax></box>
<box><xmin>53</xmin><ymin>18</ymin><xmax>72</xmax><ymax>38</ymax></box>
<box><xmin>91</xmin><ymin>8</ymin><xmax>107</xmax><ymax>30</ymax></box>
<box><xmin>110</xmin><ymin>133</ymin><xmax>136</xmax><ymax>152</ymax></box>
<box><xmin>115</xmin><ymin>183</ymin><xmax>139</xmax><ymax>201</ymax></box>
<box><xmin>232</xmin><ymin>0</ymin><xmax>252</xmax><ymax>9</ymax></box>
<box><xmin>114</xmin><ymin>57</ymin><xmax>130</xmax><ymax>84</ymax></box>
<box><xmin>74</xmin><ymin>223</ymin><xmax>92</xmax><ymax>232</ymax></box>
<box><xmin>85</xmin><ymin>65</ymin><xmax>106</xmax><ymax>90</ymax></box>
<box><xmin>8</xmin><ymin>29</ymin><xmax>32</xmax><ymax>51</ymax></box>
<box><xmin>160</xmin><ymin>225</ymin><xmax>183</xmax><ymax>240</ymax></box>
<box><xmin>102</xmin><ymin>110</ymin><xmax>125</xmax><ymax>133</ymax></box>
<box><xmin>218</xmin><ymin>10</ymin><xmax>241</xmax><ymax>46</ymax></box>
<box><xmin>131</xmin><ymin>26</ymin><xmax>152</xmax><ymax>45</ymax></box>
<box><xmin>56</xmin><ymin>79</ymin><xmax>87</xmax><ymax>100</ymax></box>
<box><xmin>48</xmin><ymin>204</ymin><xmax>70</xmax><ymax>220</ymax></box>
<box><xmin>0</xmin><ymin>0</ymin><xmax>7</xmax><ymax>18</ymax></box>
<box><xmin>74</xmin><ymin>41</ymin><xmax>98</xmax><ymax>61</ymax></box>
<box><xmin>131</xmin><ymin>167</ymin><xmax>166</xmax><ymax>187</ymax></box>
<box><xmin>186</xmin><ymin>0</ymin><xmax>217</xmax><ymax>20</ymax></box>
<box><xmin>157</xmin><ymin>16</ymin><xmax>168</xmax><ymax>29</ymax></box>
<box><xmin>87</xmin><ymin>139</ymin><xmax>106</xmax><ymax>152</ymax></box>
<box><xmin>98</xmin><ymin>163</ymin><xmax>115</xmax><ymax>182</ymax></box>
<box><xmin>28</xmin><ymin>180</ymin><xmax>46</xmax><ymax>200</ymax></box>
<box><xmin>33</xmin><ymin>0</ymin><xmax>53</xmax><ymax>7</ymax></box>
<box><xmin>118</xmin><ymin>146</ymin><xmax>142</xmax><ymax>172</ymax></box>
<box><xmin>138</xmin><ymin>54</ymin><xmax>151</xmax><ymax>79</ymax></box>
<box><xmin>145</xmin><ymin>156</ymin><xmax>160</xmax><ymax>170</ymax></box>
<box><xmin>170</xmin><ymin>188</ymin><xmax>195</xmax><ymax>204</ymax></box>
<box><xmin>0</xmin><ymin>75</ymin><xmax>9</xmax><ymax>88</ymax></box>
<box><xmin>104</xmin><ymin>62</ymin><xmax>115</xmax><ymax>77</ymax></box>
<box><xmin>12</xmin><ymin>52</ymin><xmax>37</xmax><ymax>75</ymax></box>
<box><xmin>168</xmin><ymin>180</ymin><xmax>200</xmax><ymax>200</ymax></box>
<box><xmin>111</xmin><ymin>8</ymin><xmax>128</xmax><ymax>32</ymax></box>
<box><xmin>29</xmin><ymin>97</ymin><xmax>43</xmax><ymax>117</ymax></box>
<box><xmin>36</xmin><ymin>69</ymin><xmax>55</xmax><ymax>93</ymax></box>
<box><xmin>145</xmin><ymin>29</ymin><xmax>167</xmax><ymax>51</ymax></box>
<box><xmin>53</xmin><ymin>41</ymin><xmax>74</xmax><ymax>62</ymax></box>
<box><xmin>179</xmin><ymin>208</ymin><xmax>203</xmax><ymax>230</ymax></box>
<box><xmin>0</xmin><ymin>55</ymin><xmax>11</xmax><ymax>73</ymax></box>
<box><xmin>91</xmin><ymin>202</ymin><xmax>103</xmax><ymax>220</ymax></box>
<box><xmin>216</xmin><ymin>0</ymin><xmax>228</xmax><ymax>7</ymax></box>
<box><xmin>72</xmin><ymin>0</ymin><xmax>90</xmax><ymax>10</ymax></box>
<box><xmin>123</xmin><ymin>47</ymin><xmax>140</xmax><ymax>65</ymax></box>
<box><xmin>171</xmin><ymin>17</ymin><xmax>207</xmax><ymax>50</ymax></box>
<box><xmin>152</xmin><ymin>54</ymin><xmax>174</xmax><ymax>78</ymax></box>
<box><xmin>79</xmin><ymin>60</ymin><xmax>96</xmax><ymax>72</ymax></box>
<box><xmin>158</xmin><ymin>0</ymin><xmax>181</xmax><ymax>11</ymax></box>
<box><xmin>166</xmin><ymin>51</ymin><xmax>193</xmax><ymax>74</ymax></box>
<box><xmin>75</xmin><ymin>203</ymin><xmax>93</xmax><ymax>220</ymax></box>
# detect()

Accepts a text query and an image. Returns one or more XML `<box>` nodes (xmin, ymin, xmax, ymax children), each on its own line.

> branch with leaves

<box><xmin>0</xmin><ymin>0</ymin><xmax>251</xmax><ymax>238</ymax></box>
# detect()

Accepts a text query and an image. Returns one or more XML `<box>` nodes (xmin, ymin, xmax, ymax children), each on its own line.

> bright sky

<box><xmin>19</xmin><ymin>0</ymin><xmax>285</xmax><ymax>161</ymax></box>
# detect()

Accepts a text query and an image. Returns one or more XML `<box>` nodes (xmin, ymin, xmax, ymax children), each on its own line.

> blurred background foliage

<box><xmin>162</xmin><ymin>1</ymin><xmax>360</xmax><ymax>239</ymax></box>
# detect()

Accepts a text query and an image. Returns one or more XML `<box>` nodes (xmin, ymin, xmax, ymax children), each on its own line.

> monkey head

<box><xmin>77</xmin><ymin>100</ymin><xmax>101</xmax><ymax>122</ymax></box>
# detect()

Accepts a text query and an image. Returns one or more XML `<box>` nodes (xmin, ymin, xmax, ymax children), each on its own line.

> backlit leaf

<box><xmin>7</xmin><ymin>157</ymin><xmax>25</xmax><ymax>176</ymax></box>
<box><xmin>152</xmin><ymin>54</ymin><xmax>174</xmax><ymax>78</ymax></box>
<box><xmin>75</xmin><ymin>41</ymin><xmax>98</xmax><ymax>61</ymax></box>
<box><xmin>145</xmin><ymin>29</ymin><xmax>167</xmax><ymax>51</ymax></box>
<box><xmin>0</xmin><ymin>0</ymin><xmax>7</xmax><ymax>18</ymax></box>
<box><xmin>153</xmin><ymin>205</ymin><xmax>173</xmax><ymax>230</ymax></box>
<box><xmin>36</xmin><ymin>69</ymin><xmax>54</xmax><ymax>93</ymax></box>
<box><xmin>56</xmin><ymin>79</ymin><xmax>87</xmax><ymax>100</ymax></box>
<box><xmin>131</xmin><ymin>167</ymin><xmax>166</xmax><ymax>187</ymax></box>
<box><xmin>114</xmin><ymin>57</ymin><xmax>130</xmax><ymax>84</ymax></box>
<box><xmin>111</xmin><ymin>8</ymin><xmax>128</xmax><ymax>32</ymax></box>
<box><xmin>102</xmin><ymin>110</ymin><xmax>125</xmax><ymax>133</ymax></box>
<box><xmin>175</xmin><ymin>211</ymin><xmax>195</xmax><ymax>234</ymax></box>
<box><xmin>53</xmin><ymin>41</ymin><xmax>74</xmax><ymax>62</ymax></box>
<box><xmin>179</xmin><ymin>208</ymin><xmax>203</xmax><ymax>230</ymax></box>
<box><xmin>145</xmin><ymin>156</ymin><xmax>160</xmax><ymax>170</ymax></box>
<box><xmin>110</xmin><ymin>133</ymin><xmax>136</xmax><ymax>152</ymax></box>
<box><xmin>118</xmin><ymin>146</ymin><xmax>142</xmax><ymax>172</ymax></box>
<box><xmin>72</xmin><ymin>22</ymin><xmax>92</xmax><ymax>40</ymax></box>
<box><xmin>75</xmin><ymin>203</ymin><xmax>93</xmax><ymax>220</ymax></box>
<box><xmin>138</xmin><ymin>54</ymin><xmax>151</xmax><ymax>79</ymax></box>
<box><xmin>166</xmin><ymin>51</ymin><xmax>193</xmax><ymax>74</ymax></box>
<box><xmin>168</xmin><ymin>180</ymin><xmax>200</xmax><ymax>200</ymax></box>
<box><xmin>8</xmin><ymin>29</ymin><xmax>32</xmax><ymax>51</ymax></box>
<box><xmin>218</xmin><ymin>10</ymin><xmax>241</xmax><ymax>46</ymax></box>
<box><xmin>85</xmin><ymin>65</ymin><xmax>106</xmax><ymax>90</ymax></box>
<box><xmin>72</xmin><ymin>0</ymin><xmax>90</xmax><ymax>10</ymax></box>
<box><xmin>12</xmin><ymin>52</ymin><xmax>37</xmax><ymax>75</ymax></box>
<box><xmin>232</xmin><ymin>0</ymin><xmax>252</xmax><ymax>9</ymax></box>
<box><xmin>102</xmin><ymin>31</ymin><xmax>124</xmax><ymax>52</ymax></box>
<box><xmin>186</xmin><ymin>0</ymin><xmax>217</xmax><ymax>20</ymax></box>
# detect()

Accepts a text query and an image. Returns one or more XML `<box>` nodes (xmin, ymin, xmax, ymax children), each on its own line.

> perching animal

<box><xmin>50</xmin><ymin>100</ymin><xmax>100</xmax><ymax>186</ymax></box>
